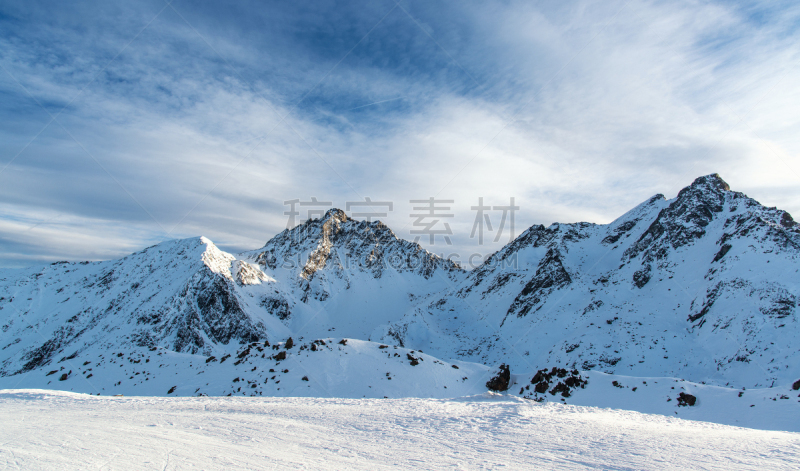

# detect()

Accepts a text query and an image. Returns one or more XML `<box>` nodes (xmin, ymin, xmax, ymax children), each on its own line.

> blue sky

<box><xmin>1</xmin><ymin>0</ymin><xmax>799</xmax><ymax>267</ymax></box>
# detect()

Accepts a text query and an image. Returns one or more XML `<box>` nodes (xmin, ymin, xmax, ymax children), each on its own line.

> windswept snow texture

<box><xmin>1</xmin><ymin>390</ymin><xmax>798</xmax><ymax>470</ymax></box>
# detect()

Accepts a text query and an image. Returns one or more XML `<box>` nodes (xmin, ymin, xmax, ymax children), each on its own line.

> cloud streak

<box><xmin>1</xmin><ymin>0</ymin><xmax>799</xmax><ymax>268</ymax></box>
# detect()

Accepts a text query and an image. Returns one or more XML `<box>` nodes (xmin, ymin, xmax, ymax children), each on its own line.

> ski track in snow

<box><xmin>1</xmin><ymin>389</ymin><xmax>798</xmax><ymax>470</ymax></box>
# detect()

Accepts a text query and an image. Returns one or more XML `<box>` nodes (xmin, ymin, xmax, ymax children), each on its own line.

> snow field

<box><xmin>1</xmin><ymin>389</ymin><xmax>798</xmax><ymax>470</ymax></box>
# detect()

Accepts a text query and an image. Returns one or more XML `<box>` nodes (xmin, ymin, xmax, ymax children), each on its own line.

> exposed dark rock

<box><xmin>712</xmin><ymin>243</ymin><xmax>732</xmax><ymax>262</ymax></box>
<box><xmin>526</xmin><ymin>367</ymin><xmax>586</xmax><ymax>398</ymax></box>
<box><xmin>285</xmin><ymin>337</ymin><xmax>294</xmax><ymax>349</ymax></box>
<box><xmin>677</xmin><ymin>392</ymin><xmax>697</xmax><ymax>406</ymax></box>
<box><xmin>172</xmin><ymin>270</ymin><xmax>263</xmax><ymax>353</ymax></box>
<box><xmin>602</xmin><ymin>220</ymin><xmax>638</xmax><ymax>245</ymax></box>
<box><xmin>625</xmin><ymin>174</ymin><xmax>729</xmax><ymax>264</ymax></box>
<box><xmin>18</xmin><ymin>325</ymin><xmax>79</xmax><ymax>373</ymax></box>
<box><xmin>792</xmin><ymin>379</ymin><xmax>800</xmax><ymax>390</ymax></box>
<box><xmin>261</xmin><ymin>296</ymin><xmax>291</xmax><ymax>320</ymax></box>
<box><xmin>486</xmin><ymin>364</ymin><xmax>511</xmax><ymax>392</ymax></box>
<box><xmin>549</xmin><ymin>381</ymin><xmax>570</xmax><ymax>397</ymax></box>
<box><xmin>507</xmin><ymin>248</ymin><xmax>572</xmax><ymax>318</ymax></box>
<box><xmin>632</xmin><ymin>266</ymin><xmax>651</xmax><ymax>289</ymax></box>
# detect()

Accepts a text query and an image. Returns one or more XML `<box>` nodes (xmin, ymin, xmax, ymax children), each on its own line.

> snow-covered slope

<box><xmin>0</xmin><ymin>211</ymin><xmax>475</xmax><ymax>400</ymax></box>
<box><xmin>2</xmin><ymin>390</ymin><xmax>799</xmax><ymax>470</ymax></box>
<box><xmin>377</xmin><ymin>174</ymin><xmax>799</xmax><ymax>388</ymax></box>
<box><xmin>0</xmin><ymin>237</ymin><xmax>278</xmax><ymax>367</ymax></box>
<box><xmin>0</xmin><ymin>174</ymin><xmax>798</xmax><ymax>431</ymax></box>
<box><xmin>0</xmin><ymin>336</ymin><xmax>490</xmax><ymax>400</ymax></box>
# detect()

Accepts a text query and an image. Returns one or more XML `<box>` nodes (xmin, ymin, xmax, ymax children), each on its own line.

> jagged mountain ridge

<box><xmin>0</xmin><ymin>212</ymin><xmax>462</xmax><ymax>377</ymax></box>
<box><xmin>0</xmin><ymin>174</ymin><xmax>797</xmax><ymax>393</ymax></box>
<box><xmin>238</xmin><ymin>208</ymin><xmax>466</xmax><ymax>340</ymax></box>
<box><xmin>376</xmin><ymin>174</ymin><xmax>799</xmax><ymax>387</ymax></box>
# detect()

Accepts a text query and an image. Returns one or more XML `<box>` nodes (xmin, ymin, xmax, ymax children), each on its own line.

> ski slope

<box><xmin>0</xmin><ymin>390</ymin><xmax>798</xmax><ymax>470</ymax></box>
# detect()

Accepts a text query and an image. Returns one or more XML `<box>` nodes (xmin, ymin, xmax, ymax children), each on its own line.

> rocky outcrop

<box><xmin>486</xmin><ymin>364</ymin><xmax>511</xmax><ymax>391</ymax></box>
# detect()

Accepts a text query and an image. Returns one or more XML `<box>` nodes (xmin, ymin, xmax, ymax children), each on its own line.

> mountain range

<box><xmin>1</xmin><ymin>174</ymin><xmax>798</xmax><ymax>429</ymax></box>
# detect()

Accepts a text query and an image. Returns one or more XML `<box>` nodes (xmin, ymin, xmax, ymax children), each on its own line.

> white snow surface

<box><xmin>1</xmin><ymin>389</ymin><xmax>798</xmax><ymax>470</ymax></box>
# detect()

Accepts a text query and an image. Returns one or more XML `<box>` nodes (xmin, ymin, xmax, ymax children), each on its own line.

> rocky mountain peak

<box><xmin>319</xmin><ymin>208</ymin><xmax>349</xmax><ymax>224</ymax></box>
<box><xmin>681</xmin><ymin>173</ymin><xmax>730</xmax><ymax>195</ymax></box>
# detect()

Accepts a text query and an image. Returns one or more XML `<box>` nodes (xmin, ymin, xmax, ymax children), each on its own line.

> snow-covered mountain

<box><xmin>376</xmin><ymin>174</ymin><xmax>799</xmax><ymax>388</ymax></box>
<box><xmin>0</xmin><ymin>209</ymin><xmax>477</xmax><ymax>399</ymax></box>
<box><xmin>0</xmin><ymin>174</ymin><xmax>798</xmax><ymax>419</ymax></box>
<box><xmin>238</xmin><ymin>208</ymin><xmax>464</xmax><ymax>340</ymax></box>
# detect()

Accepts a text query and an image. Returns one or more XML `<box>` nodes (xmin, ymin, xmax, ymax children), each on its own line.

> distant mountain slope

<box><xmin>376</xmin><ymin>174</ymin><xmax>800</xmax><ymax>387</ymax></box>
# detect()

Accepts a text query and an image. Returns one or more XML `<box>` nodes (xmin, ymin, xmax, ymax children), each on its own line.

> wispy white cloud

<box><xmin>1</xmin><ymin>0</ymin><xmax>799</xmax><ymax>267</ymax></box>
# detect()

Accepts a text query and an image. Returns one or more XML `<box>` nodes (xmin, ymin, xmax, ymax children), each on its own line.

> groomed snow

<box><xmin>1</xmin><ymin>390</ymin><xmax>798</xmax><ymax>470</ymax></box>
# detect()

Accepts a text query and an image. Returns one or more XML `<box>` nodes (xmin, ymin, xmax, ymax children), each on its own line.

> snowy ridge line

<box><xmin>375</xmin><ymin>174</ymin><xmax>799</xmax><ymax>388</ymax></box>
<box><xmin>0</xmin><ymin>173</ymin><xmax>798</xmax><ymax>432</ymax></box>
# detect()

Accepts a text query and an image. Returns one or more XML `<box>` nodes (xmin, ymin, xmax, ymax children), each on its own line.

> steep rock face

<box><xmin>377</xmin><ymin>175</ymin><xmax>799</xmax><ymax>388</ymax></box>
<box><xmin>167</xmin><ymin>268</ymin><xmax>265</xmax><ymax>353</ymax></box>
<box><xmin>247</xmin><ymin>209</ymin><xmax>462</xmax><ymax>282</ymax></box>
<box><xmin>506</xmin><ymin>248</ymin><xmax>572</xmax><ymax>319</ymax></box>
<box><xmin>624</xmin><ymin>174</ymin><xmax>730</xmax><ymax>263</ymax></box>
<box><xmin>238</xmin><ymin>209</ymin><xmax>466</xmax><ymax>339</ymax></box>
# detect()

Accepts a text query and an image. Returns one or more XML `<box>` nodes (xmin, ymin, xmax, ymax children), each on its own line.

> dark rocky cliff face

<box><xmin>506</xmin><ymin>248</ymin><xmax>572</xmax><ymax>319</ymax></box>
<box><xmin>169</xmin><ymin>268</ymin><xmax>265</xmax><ymax>354</ymax></box>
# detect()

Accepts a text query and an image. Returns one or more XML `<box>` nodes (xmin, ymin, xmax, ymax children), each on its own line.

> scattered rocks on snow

<box><xmin>524</xmin><ymin>367</ymin><xmax>586</xmax><ymax>399</ymax></box>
